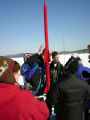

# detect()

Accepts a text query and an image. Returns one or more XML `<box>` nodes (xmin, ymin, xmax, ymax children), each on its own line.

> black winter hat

<box><xmin>65</xmin><ymin>58</ymin><xmax>79</xmax><ymax>74</ymax></box>
<box><xmin>27</xmin><ymin>53</ymin><xmax>39</xmax><ymax>66</ymax></box>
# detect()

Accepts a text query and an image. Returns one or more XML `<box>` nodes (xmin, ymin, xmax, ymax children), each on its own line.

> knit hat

<box><xmin>71</xmin><ymin>53</ymin><xmax>79</xmax><ymax>58</ymax></box>
<box><xmin>65</xmin><ymin>58</ymin><xmax>79</xmax><ymax>74</ymax></box>
<box><xmin>71</xmin><ymin>53</ymin><xmax>83</xmax><ymax>64</ymax></box>
<box><xmin>0</xmin><ymin>56</ymin><xmax>16</xmax><ymax>84</ymax></box>
<box><xmin>24</xmin><ymin>53</ymin><xmax>30</xmax><ymax>62</ymax></box>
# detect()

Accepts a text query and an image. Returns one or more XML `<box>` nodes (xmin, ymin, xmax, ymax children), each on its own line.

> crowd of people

<box><xmin>0</xmin><ymin>44</ymin><xmax>90</xmax><ymax>120</ymax></box>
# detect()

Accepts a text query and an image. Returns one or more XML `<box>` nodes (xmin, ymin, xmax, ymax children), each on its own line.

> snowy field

<box><xmin>12</xmin><ymin>53</ymin><xmax>90</xmax><ymax>120</ymax></box>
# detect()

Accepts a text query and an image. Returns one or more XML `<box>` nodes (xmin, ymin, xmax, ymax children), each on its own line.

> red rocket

<box><xmin>44</xmin><ymin>1</ymin><xmax>51</xmax><ymax>93</ymax></box>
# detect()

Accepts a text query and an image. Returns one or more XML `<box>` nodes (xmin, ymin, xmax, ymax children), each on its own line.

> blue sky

<box><xmin>0</xmin><ymin>0</ymin><xmax>90</xmax><ymax>56</ymax></box>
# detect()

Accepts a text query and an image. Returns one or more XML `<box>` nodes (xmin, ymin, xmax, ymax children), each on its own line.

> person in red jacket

<box><xmin>0</xmin><ymin>56</ymin><xmax>49</xmax><ymax>120</ymax></box>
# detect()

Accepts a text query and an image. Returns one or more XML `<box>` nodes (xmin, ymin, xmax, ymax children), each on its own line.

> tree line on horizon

<box><xmin>5</xmin><ymin>49</ymin><xmax>88</xmax><ymax>58</ymax></box>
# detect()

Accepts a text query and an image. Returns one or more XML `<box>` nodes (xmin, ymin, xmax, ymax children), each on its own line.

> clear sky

<box><xmin>0</xmin><ymin>0</ymin><xmax>90</xmax><ymax>56</ymax></box>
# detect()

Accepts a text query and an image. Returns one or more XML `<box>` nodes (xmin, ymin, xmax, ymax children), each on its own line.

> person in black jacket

<box><xmin>46</xmin><ymin>58</ymin><xmax>90</xmax><ymax>120</ymax></box>
<box><xmin>27</xmin><ymin>45</ymin><xmax>47</xmax><ymax>96</ymax></box>
<box><xmin>50</xmin><ymin>51</ymin><xmax>65</xmax><ymax>86</ymax></box>
<box><xmin>47</xmin><ymin>51</ymin><xmax>66</xmax><ymax>117</ymax></box>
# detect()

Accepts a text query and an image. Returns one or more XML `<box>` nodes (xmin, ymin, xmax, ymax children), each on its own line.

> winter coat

<box><xmin>38</xmin><ymin>55</ymin><xmax>45</xmax><ymax>69</ymax></box>
<box><xmin>50</xmin><ymin>61</ymin><xmax>65</xmax><ymax>86</ymax></box>
<box><xmin>20</xmin><ymin>62</ymin><xmax>30</xmax><ymax>76</ymax></box>
<box><xmin>27</xmin><ymin>53</ymin><xmax>45</xmax><ymax>72</ymax></box>
<box><xmin>77</xmin><ymin>64</ymin><xmax>90</xmax><ymax>110</ymax></box>
<box><xmin>77</xmin><ymin>64</ymin><xmax>90</xmax><ymax>82</ymax></box>
<box><xmin>27</xmin><ymin>53</ymin><xmax>46</xmax><ymax>85</ymax></box>
<box><xmin>46</xmin><ymin>73</ymin><xmax>90</xmax><ymax>120</ymax></box>
<box><xmin>0</xmin><ymin>84</ymin><xmax>49</xmax><ymax>120</ymax></box>
<box><xmin>20</xmin><ymin>54</ymin><xmax>30</xmax><ymax>82</ymax></box>
<box><xmin>26</xmin><ymin>62</ymin><xmax>42</xmax><ymax>89</ymax></box>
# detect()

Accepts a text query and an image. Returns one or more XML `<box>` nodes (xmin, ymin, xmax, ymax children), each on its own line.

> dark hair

<box><xmin>52</xmin><ymin>51</ymin><xmax>59</xmax><ymax>58</ymax></box>
<box><xmin>13</xmin><ymin>61</ymin><xmax>21</xmax><ymax>73</ymax></box>
<box><xmin>42</xmin><ymin>48</ymin><xmax>45</xmax><ymax>55</ymax></box>
<box><xmin>65</xmin><ymin>58</ymin><xmax>79</xmax><ymax>74</ymax></box>
<box><xmin>87</xmin><ymin>45</ymin><xmax>90</xmax><ymax>49</ymax></box>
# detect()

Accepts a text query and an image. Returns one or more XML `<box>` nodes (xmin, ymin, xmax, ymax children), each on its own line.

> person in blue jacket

<box><xmin>77</xmin><ymin>64</ymin><xmax>90</xmax><ymax>82</ymax></box>
<box><xmin>25</xmin><ymin>61</ymin><xmax>42</xmax><ymax>91</ymax></box>
<box><xmin>20</xmin><ymin>45</ymin><xmax>44</xmax><ymax>85</ymax></box>
<box><xmin>20</xmin><ymin>53</ymin><xmax>32</xmax><ymax>90</ymax></box>
<box><xmin>20</xmin><ymin>45</ymin><xmax>45</xmax><ymax>94</ymax></box>
<box><xmin>77</xmin><ymin>63</ymin><xmax>90</xmax><ymax>120</ymax></box>
<box><xmin>20</xmin><ymin>53</ymin><xmax>30</xmax><ymax>83</ymax></box>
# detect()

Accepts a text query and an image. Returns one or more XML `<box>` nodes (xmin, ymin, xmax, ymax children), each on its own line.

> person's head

<box><xmin>71</xmin><ymin>53</ymin><xmax>83</xmax><ymax>64</ymax></box>
<box><xmin>71</xmin><ymin>53</ymin><xmax>79</xmax><ymax>59</ymax></box>
<box><xmin>65</xmin><ymin>58</ymin><xmax>79</xmax><ymax>74</ymax></box>
<box><xmin>24</xmin><ymin>53</ymin><xmax>30</xmax><ymax>62</ymax></box>
<box><xmin>42</xmin><ymin>48</ymin><xmax>45</xmax><ymax>59</ymax></box>
<box><xmin>87</xmin><ymin>44</ymin><xmax>90</xmax><ymax>53</ymax></box>
<box><xmin>0</xmin><ymin>56</ymin><xmax>21</xmax><ymax>84</ymax></box>
<box><xmin>41</xmin><ymin>48</ymin><xmax>51</xmax><ymax>60</ymax></box>
<box><xmin>13</xmin><ymin>61</ymin><xmax>21</xmax><ymax>83</ymax></box>
<box><xmin>52</xmin><ymin>51</ymin><xmax>59</xmax><ymax>63</ymax></box>
<box><xmin>87</xmin><ymin>45</ymin><xmax>90</xmax><ymax>62</ymax></box>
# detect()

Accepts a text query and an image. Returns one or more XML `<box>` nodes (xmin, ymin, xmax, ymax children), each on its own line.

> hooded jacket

<box><xmin>0</xmin><ymin>56</ymin><xmax>49</xmax><ymax>120</ymax></box>
<box><xmin>0</xmin><ymin>84</ymin><xmax>49</xmax><ymax>120</ymax></box>
<box><xmin>77</xmin><ymin>64</ymin><xmax>90</xmax><ymax>82</ymax></box>
<box><xmin>20</xmin><ymin>53</ymin><xmax>30</xmax><ymax>76</ymax></box>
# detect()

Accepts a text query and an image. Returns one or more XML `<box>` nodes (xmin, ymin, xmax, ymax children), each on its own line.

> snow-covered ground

<box><xmin>12</xmin><ymin>53</ymin><xmax>90</xmax><ymax>120</ymax></box>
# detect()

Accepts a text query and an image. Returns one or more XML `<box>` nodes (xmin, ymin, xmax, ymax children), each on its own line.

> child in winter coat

<box><xmin>0</xmin><ymin>56</ymin><xmax>49</xmax><ymax>120</ymax></box>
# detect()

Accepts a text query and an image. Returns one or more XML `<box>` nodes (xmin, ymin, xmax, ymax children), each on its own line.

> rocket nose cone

<box><xmin>44</xmin><ymin>1</ymin><xmax>46</xmax><ymax>6</ymax></box>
